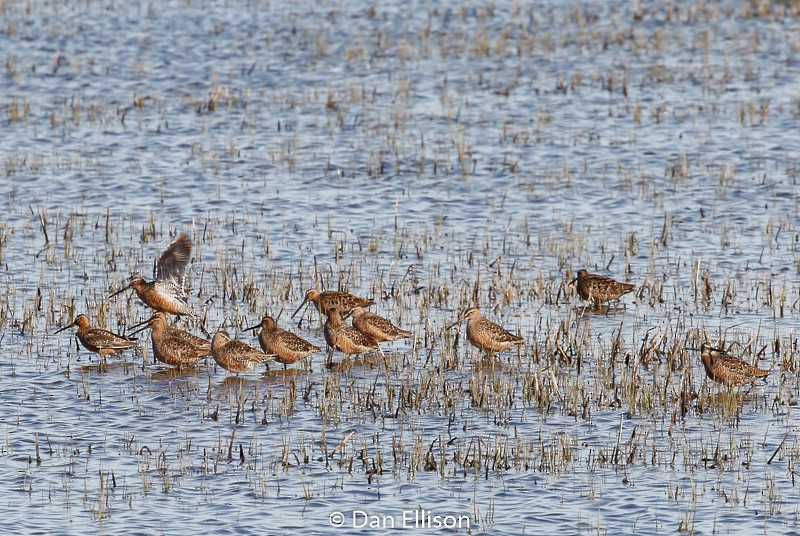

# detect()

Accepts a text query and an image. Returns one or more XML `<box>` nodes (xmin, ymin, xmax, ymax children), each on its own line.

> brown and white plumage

<box><xmin>245</xmin><ymin>315</ymin><xmax>320</xmax><ymax>369</ymax></box>
<box><xmin>110</xmin><ymin>233</ymin><xmax>197</xmax><ymax>317</ymax></box>
<box><xmin>145</xmin><ymin>312</ymin><xmax>210</xmax><ymax>367</ymax></box>
<box><xmin>55</xmin><ymin>314</ymin><xmax>137</xmax><ymax>358</ymax></box>
<box><xmin>446</xmin><ymin>307</ymin><xmax>523</xmax><ymax>354</ymax></box>
<box><xmin>153</xmin><ymin>233</ymin><xmax>192</xmax><ymax>286</ymax></box>
<box><xmin>350</xmin><ymin>307</ymin><xmax>412</xmax><ymax>343</ymax></box>
<box><xmin>292</xmin><ymin>288</ymin><xmax>374</xmax><ymax>319</ymax></box>
<box><xmin>211</xmin><ymin>330</ymin><xmax>274</xmax><ymax>373</ymax></box>
<box><xmin>324</xmin><ymin>308</ymin><xmax>379</xmax><ymax>361</ymax></box>
<box><xmin>572</xmin><ymin>269</ymin><xmax>635</xmax><ymax>305</ymax></box>
<box><xmin>699</xmin><ymin>342</ymin><xmax>770</xmax><ymax>387</ymax></box>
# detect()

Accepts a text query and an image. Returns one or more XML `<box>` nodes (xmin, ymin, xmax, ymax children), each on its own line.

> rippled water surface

<box><xmin>2</xmin><ymin>0</ymin><xmax>800</xmax><ymax>534</ymax></box>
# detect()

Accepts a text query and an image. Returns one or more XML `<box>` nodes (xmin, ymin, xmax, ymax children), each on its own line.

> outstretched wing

<box><xmin>154</xmin><ymin>233</ymin><xmax>192</xmax><ymax>284</ymax></box>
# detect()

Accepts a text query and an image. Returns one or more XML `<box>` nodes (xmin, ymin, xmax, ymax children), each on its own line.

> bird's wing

<box><xmin>154</xmin><ymin>233</ymin><xmax>192</xmax><ymax>283</ymax></box>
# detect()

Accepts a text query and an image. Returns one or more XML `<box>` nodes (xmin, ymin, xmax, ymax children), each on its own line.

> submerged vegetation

<box><xmin>1</xmin><ymin>0</ymin><xmax>799</xmax><ymax>534</ymax></box>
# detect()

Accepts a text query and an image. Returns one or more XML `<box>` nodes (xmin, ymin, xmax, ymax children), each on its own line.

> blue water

<box><xmin>1</xmin><ymin>0</ymin><xmax>799</xmax><ymax>534</ymax></box>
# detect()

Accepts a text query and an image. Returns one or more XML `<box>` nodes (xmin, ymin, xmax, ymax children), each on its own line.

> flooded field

<box><xmin>2</xmin><ymin>0</ymin><xmax>800</xmax><ymax>533</ymax></box>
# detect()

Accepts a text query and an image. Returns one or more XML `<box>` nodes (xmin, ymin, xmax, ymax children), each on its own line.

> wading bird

<box><xmin>350</xmin><ymin>307</ymin><xmax>412</xmax><ymax>343</ymax></box>
<box><xmin>131</xmin><ymin>312</ymin><xmax>210</xmax><ymax>367</ymax></box>
<box><xmin>292</xmin><ymin>288</ymin><xmax>374</xmax><ymax>319</ymax></box>
<box><xmin>211</xmin><ymin>330</ymin><xmax>274</xmax><ymax>374</ymax></box>
<box><xmin>699</xmin><ymin>342</ymin><xmax>769</xmax><ymax>387</ymax></box>
<box><xmin>446</xmin><ymin>307</ymin><xmax>523</xmax><ymax>355</ymax></box>
<box><xmin>572</xmin><ymin>269</ymin><xmax>635</xmax><ymax>306</ymax></box>
<box><xmin>244</xmin><ymin>315</ymin><xmax>321</xmax><ymax>369</ymax></box>
<box><xmin>55</xmin><ymin>314</ymin><xmax>137</xmax><ymax>358</ymax></box>
<box><xmin>110</xmin><ymin>233</ymin><xmax>197</xmax><ymax>317</ymax></box>
<box><xmin>323</xmin><ymin>307</ymin><xmax>380</xmax><ymax>365</ymax></box>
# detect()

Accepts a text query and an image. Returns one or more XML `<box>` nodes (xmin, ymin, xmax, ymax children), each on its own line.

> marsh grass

<box><xmin>4</xmin><ymin>204</ymin><xmax>799</xmax><ymax>532</ymax></box>
<box><xmin>1</xmin><ymin>0</ymin><xmax>800</xmax><ymax>533</ymax></box>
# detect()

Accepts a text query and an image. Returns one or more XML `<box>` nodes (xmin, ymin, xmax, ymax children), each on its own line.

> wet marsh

<box><xmin>2</xmin><ymin>0</ymin><xmax>800</xmax><ymax>534</ymax></box>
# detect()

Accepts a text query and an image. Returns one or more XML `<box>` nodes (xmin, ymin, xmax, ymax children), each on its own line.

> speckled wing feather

<box><xmin>166</xmin><ymin>328</ymin><xmax>210</xmax><ymax>353</ymax></box>
<box><xmin>227</xmin><ymin>339</ymin><xmax>273</xmax><ymax>364</ymax></box>
<box><xmin>324</xmin><ymin>309</ymin><xmax>379</xmax><ymax>355</ymax></box>
<box><xmin>700</xmin><ymin>343</ymin><xmax>770</xmax><ymax>386</ymax></box>
<box><xmin>152</xmin><ymin>325</ymin><xmax>211</xmax><ymax>366</ymax></box>
<box><xmin>260</xmin><ymin>325</ymin><xmax>320</xmax><ymax>365</ymax></box>
<box><xmin>153</xmin><ymin>278</ymin><xmax>192</xmax><ymax>306</ymax></box>
<box><xmin>328</xmin><ymin>324</ymin><xmax>380</xmax><ymax>354</ymax></box>
<box><xmin>153</xmin><ymin>233</ymin><xmax>192</xmax><ymax>292</ymax></box>
<box><xmin>351</xmin><ymin>307</ymin><xmax>412</xmax><ymax>342</ymax></box>
<box><xmin>81</xmin><ymin>327</ymin><xmax>137</xmax><ymax>354</ymax></box>
<box><xmin>317</xmin><ymin>291</ymin><xmax>375</xmax><ymax>316</ymax></box>
<box><xmin>467</xmin><ymin>317</ymin><xmax>523</xmax><ymax>353</ymax></box>
<box><xmin>575</xmin><ymin>269</ymin><xmax>635</xmax><ymax>304</ymax></box>
<box><xmin>58</xmin><ymin>314</ymin><xmax>137</xmax><ymax>356</ymax></box>
<box><xmin>212</xmin><ymin>331</ymin><xmax>274</xmax><ymax>373</ymax></box>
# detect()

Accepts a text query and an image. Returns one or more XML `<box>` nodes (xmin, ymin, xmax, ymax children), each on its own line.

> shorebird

<box><xmin>55</xmin><ymin>314</ymin><xmax>137</xmax><ymax>358</ymax></box>
<box><xmin>244</xmin><ymin>315</ymin><xmax>321</xmax><ymax>369</ymax></box>
<box><xmin>132</xmin><ymin>312</ymin><xmax>210</xmax><ymax>367</ymax></box>
<box><xmin>211</xmin><ymin>330</ymin><xmax>274</xmax><ymax>373</ymax></box>
<box><xmin>572</xmin><ymin>269</ymin><xmax>635</xmax><ymax>306</ymax></box>
<box><xmin>350</xmin><ymin>307</ymin><xmax>412</xmax><ymax>343</ymax></box>
<box><xmin>446</xmin><ymin>307</ymin><xmax>523</xmax><ymax>355</ymax></box>
<box><xmin>699</xmin><ymin>342</ymin><xmax>770</xmax><ymax>387</ymax></box>
<box><xmin>110</xmin><ymin>233</ymin><xmax>197</xmax><ymax>317</ymax></box>
<box><xmin>323</xmin><ymin>307</ymin><xmax>379</xmax><ymax>365</ymax></box>
<box><xmin>292</xmin><ymin>288</ymin><xmax>374</xmax><ymax>319</ymax></box>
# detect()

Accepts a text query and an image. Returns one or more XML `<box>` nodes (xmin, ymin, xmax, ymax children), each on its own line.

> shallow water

<box><xmin>1</xmin><ymin>0</ymin><xmax>800</xmax><ymax>533</ymax></box>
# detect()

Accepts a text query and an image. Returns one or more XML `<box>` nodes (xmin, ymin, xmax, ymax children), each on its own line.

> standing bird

<box><xmin>110</xmin><ymin>233</ymin><xmax>197</xmax><ymax>317</ymax></box>
<box><xmin>211</xmin><ymin>330</ymin><xmax>274</xmax><ymax>374</ymax></box>
<box><xmin>244</xmin><ymin>315</ymin><xmax>321</xmax><ymax>369</ymax></box>
<box><xmin>55</xmin><ymin>314</ymin><xmax>137</xmax><ymax>358</ymax></box>
<box><xmin>699</xmin><ymin>342</ymin><xmax>770</xmax><ymax>387</ymax></box>
<box><xmin>292</xmin><ymin>288</ymin><xmax>374</xmax><ymax>319</ymax></box>
<box><xmin>323</xmin><ymin>308</ymin><xmax>380</xmax><ymax>365</ymax></box>
<box><xmin>572</xmin><ymin>269</ymin><xmax>635</xmax><ymax>306</ymax></box>
<box><xmin>446</xmin><ymin>307</ymin><xmax>523</xmax><ymax>355</ymax></box>
<box><xmin>133</xmin><ymin>312</ymin><xmax>210</xmax><ymax>367</ymax></box>
<box><xmin>350</xmin><ymin>307</ymin><xmax>412</xmax><ymax>343</ymax></box>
